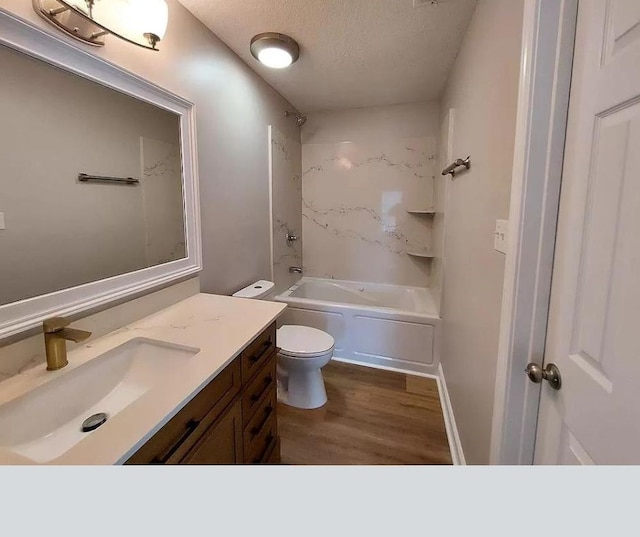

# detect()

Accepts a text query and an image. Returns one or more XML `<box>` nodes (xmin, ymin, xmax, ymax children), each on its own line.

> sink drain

<box><xmin>81</xmin><ymin>412</ymin><xmax>108</xmax><ymax>432</ymax></box>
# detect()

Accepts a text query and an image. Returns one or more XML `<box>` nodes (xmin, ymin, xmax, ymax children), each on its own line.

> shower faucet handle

<box><xmin>286</xmin><ymin>232</ymin><xmax>298</xmax><ymax>246</ymax></box>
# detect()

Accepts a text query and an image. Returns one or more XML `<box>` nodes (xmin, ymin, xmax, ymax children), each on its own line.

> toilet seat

<box><xmin>277</xmin><ymin>325</ymin><xmax>335</xmax><ymax>358</ymax></box>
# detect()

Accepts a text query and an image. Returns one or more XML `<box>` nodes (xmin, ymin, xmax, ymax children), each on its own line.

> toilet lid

<box><xmin>277</xmin><ymin>325</ymin><xmax>335</xmax><ymax>357</ymax></box>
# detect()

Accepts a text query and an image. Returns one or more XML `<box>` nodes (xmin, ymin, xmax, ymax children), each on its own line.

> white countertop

<box><xmin>0</xmin><ymin>293</ymin><xmax>286</xmax><ymax>465</ymax></box>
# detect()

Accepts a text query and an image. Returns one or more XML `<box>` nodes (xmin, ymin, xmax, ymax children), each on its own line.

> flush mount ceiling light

<box><xmin>250</xmin><ymin>32</ymin><xmax>300</xmax><ymax>69</ymax></box>
<box><xmin>33</xmin><ymin>0</ymin><xmax>168</xmax><ymax>51</ymax></box>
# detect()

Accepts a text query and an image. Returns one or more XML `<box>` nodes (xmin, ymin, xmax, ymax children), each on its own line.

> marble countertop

<box><xmin>0</xmin><ymin>293</ymin><xmax>286</xmax><ymax>465</ymax></box>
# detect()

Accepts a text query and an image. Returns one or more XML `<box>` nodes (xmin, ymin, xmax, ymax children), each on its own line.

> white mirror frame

<box><xmin>0</xmin><ymin>9</ymin><xmax>202</xmax><ymax>339</ymax></box>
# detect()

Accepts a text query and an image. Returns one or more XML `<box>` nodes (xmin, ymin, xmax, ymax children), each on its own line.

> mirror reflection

<box><xmin>0</xmin><ymin>44</ymin><xmax>186</xmax><ymax>307</ymax></box>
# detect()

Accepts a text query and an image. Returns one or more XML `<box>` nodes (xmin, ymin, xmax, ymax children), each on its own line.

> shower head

<box><xmin>285</xmin><ymin>110</ymin><xmax>307</xmax><ymax>127</ymax></box>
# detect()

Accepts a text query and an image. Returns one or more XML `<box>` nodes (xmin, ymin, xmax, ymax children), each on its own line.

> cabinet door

<box><xmin>125</xmin><ymin>359</ymin><xmax>241</xmax><ymax>465</ymax></box>
<box><xmin>181</xmin><ymin>401</ymin><xmax>243</xmax><ymax>464</ymax></box>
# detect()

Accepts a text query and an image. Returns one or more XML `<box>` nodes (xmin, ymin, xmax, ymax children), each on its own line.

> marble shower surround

<box><xmin>141</xmin><ymin>137</ymin><xmax>186</xmax><ymax>267</ymax></box>
<box><xmin>270</xmin><ymin>126</ymin><xmax>303</xmax><ymax>293</ymax></box>
<box><xmin>302</xmin><ymin>136</ymin><xmax>436</xmax><ymax>287</ymax></box>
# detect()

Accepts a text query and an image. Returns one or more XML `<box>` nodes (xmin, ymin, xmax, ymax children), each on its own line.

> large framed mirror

<box><xmin>0</xmin><ymin>10</ymin><xmax>201</xmax><ymax>339</ymax></box>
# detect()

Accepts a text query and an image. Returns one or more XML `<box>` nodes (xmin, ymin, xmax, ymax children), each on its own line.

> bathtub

<box><xmin>274</xmin><ymin>277</ymin><xmax>440</xmax><ymax>375</ymax></box>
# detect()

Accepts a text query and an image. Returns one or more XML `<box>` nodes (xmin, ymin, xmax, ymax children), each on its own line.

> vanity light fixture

<box><xmin>250</xmin><ymin>32</ymin><xmax>300</xmax><ymax>69</ymax></box>
<box><xmin>33</xmin><ymin>0</ymin><xmax>169</xmax><ymax>51</ymax></box>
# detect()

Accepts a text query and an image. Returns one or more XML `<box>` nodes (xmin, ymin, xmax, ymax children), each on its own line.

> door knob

<box><xmin>525</xmin><ymin>362</ymin><xmax>562</xmax><ymax>390</ymax></box>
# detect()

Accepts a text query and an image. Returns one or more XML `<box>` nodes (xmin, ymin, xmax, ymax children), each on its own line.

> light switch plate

<box><xmin>494</xmin><ymin>219</ymin><xmax>508</xmax><ymax>254</ymax></box>
<box><xmin>0</xmin><ymin>213</ymin><xmax>5</xmax><ymax>230</ymax></box>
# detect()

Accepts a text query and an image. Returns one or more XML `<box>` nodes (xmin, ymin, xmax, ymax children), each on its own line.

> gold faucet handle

<box><xmin>43</xmin><ymin>316</ymin><xmax>70</xmax><ymax>333</ymax></box>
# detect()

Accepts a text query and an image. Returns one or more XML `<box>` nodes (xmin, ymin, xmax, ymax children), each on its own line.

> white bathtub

<box><xmin>274</xmin><ymin>277</ymin><xmax>440</xmax><ymax>375</ymax></box>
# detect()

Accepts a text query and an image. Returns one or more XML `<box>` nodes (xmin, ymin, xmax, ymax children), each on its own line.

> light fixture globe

<box><xmin>250</xmin><ymin>32</ymin><xmax>300</xmax><ymax>68</ymax></box>
<box><xmin>32</xmin><ymin>0</ymin><xmax>168</xmax><ymax>50</ymax></box>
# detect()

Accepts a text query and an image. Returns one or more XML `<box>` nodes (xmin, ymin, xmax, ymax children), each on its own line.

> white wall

<box><xmin>439</xmin><ymin>0</ymin><xmax>524</xmax><ymax>464</ymax></box>
<box><xmin>301</xmin><ymin>102</ymin><xmax>440</xmax><ymax>287</ymax></box>
<box><xmin>0</xmin><ymin>45</ymin><xmax>183</xmax><ymax>305</ymax></box>
<box><xmin>0</xmin><ymin>0</ymin><xmax>301</xmax><ymax>297</ymax></box>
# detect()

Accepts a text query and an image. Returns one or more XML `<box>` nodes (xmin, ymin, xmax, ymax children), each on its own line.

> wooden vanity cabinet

<box><xmin>125</xmin><ymin>323</ymin><xmax>280</xmax><ymax>465</ymax></box>
<box><xmin>181</xmin><ymin>401</ymin><xmax>243</xmax><ymax>464</ymax></box>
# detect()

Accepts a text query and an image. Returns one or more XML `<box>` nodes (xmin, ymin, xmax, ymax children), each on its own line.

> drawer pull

<box><xmin>250</xmin><ymin>405</ymin><xmax>274</xmax><ymax>437</ymax></box>
<box><xmin>248</xmin><ymin>340</ymin><xmax>272</xmax><ymax>364</ymax></box>
<box><xmin>249</xmin><ymin>376</ymin><xmax>273</xmax><ymax>402</ymax></box>
<box><xmin>152</xmin><ymin>419</ymin><xmax>199</xmax><ymax>464</ymax></box>
<box><xmin>252</xmin><ymin>434</ymin><xmax>274</xmax><ymax>464</ymax></box>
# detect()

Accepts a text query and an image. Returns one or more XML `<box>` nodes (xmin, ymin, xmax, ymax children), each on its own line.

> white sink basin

<box><xmin>0</xmin><ymin>338</ymin><xmax>199</xmax><ymax>462</ymax></box>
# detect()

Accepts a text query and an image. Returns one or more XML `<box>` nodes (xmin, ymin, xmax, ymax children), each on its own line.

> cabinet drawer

<box><xmin>243</xmin><ymin>387</ymin><xmax>276</xmax><ymax>460</ymax></box>
<box><xmin>181</xmin><ymin>401</ymin><xmax>243</xmax><ymax>465</ymax></box>
<box><xmin>125</xmin><ymin>358</ymin><xmax>241</xmax><ymax>464</ymax></box>
<box><xmin>241</xmin><ymin>356</ymin><xmax>276</xmax><ymax>426</ymax></box>
<box><xmin>245</xmin><ymin>413</ymin><xmax>278</xmax><ymax>464</ymax></box>
<box><xmin>241</xmin><ymin>323</ymin><xmax>276</xmax><ymax>383</ymax></box>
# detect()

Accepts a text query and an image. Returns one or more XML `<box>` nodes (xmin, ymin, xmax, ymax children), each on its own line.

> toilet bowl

<box><xmin>276</xmin><ymin>325</ymin><xmax>334</xmax><ymax>409</ymax></box>
<box><xmin>232</xmin><ymin>280</ymin><xmax>335</xmax><ymax>409</ymax></box>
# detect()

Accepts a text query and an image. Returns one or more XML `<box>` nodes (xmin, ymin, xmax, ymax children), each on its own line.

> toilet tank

<box><xmin>232</xmin><ymin>280</ymin><xmax>275</xmax><ymax>299</ymax></box>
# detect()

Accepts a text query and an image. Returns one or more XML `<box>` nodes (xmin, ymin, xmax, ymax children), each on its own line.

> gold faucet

<box><xmin>43</xmin><ymin>317</ymin><xmax>92</xmax><ymax>371</ymax></box>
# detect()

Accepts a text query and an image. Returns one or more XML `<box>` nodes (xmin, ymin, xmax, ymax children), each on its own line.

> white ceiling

<box><xmin>177</xmin><ymin>0</ymin><xmax>478</xmax><ymax>112</ymax></box>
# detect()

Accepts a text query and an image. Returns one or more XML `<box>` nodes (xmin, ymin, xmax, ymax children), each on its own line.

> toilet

<box><xmin>232</xmin><ymin>280</ymin><xmax>335</xmax><ymax>409</ymax></box>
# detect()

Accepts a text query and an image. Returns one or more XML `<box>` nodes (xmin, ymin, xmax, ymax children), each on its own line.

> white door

<box><xmin>534</xmin><ymin>0</ymin><xmax>640</xmax><ymax>464</ymax></box>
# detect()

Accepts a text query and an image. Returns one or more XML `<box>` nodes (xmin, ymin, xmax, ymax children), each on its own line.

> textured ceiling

<box><xmin>177</xmin><ymin>0</ymin><xmax>478</xmax><ymax>112</ymax></box>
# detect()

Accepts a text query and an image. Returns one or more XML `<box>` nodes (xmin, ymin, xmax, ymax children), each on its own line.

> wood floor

<box><xmin>278</xmin><ymin>361</ymin><xmax>452</xmax><ymax>465</ymax></box>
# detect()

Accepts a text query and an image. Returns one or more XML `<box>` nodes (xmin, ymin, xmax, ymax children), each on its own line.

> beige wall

<box><xmin>0</xmin><ymin>0</ymin><xmax>300</xmax><ymax>297</ymax></box>
<box><xmin>0</xmin><ymin>1</ymin><xmax>300</xmax><ymax>369</ymax></box>
<box><xmin>0</xmin><ymin>278</ymin><xmax>200</xmax><ymax>381</ymax></box>
<box><xmin>301</xmin><ymin>103</ymin><xmax>440</xmax><ymax>144</ymax></box>
<box><xmin>439</xmin><ymin>0</ymin><xmax>524</xmax><ymax>464</ymax></box>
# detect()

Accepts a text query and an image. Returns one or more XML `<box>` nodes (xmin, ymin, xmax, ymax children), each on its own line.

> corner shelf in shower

<box><xmin>406</xmin><ymin>251</ymin><xmax>435</xmax><ymax>259</ymax></box>
<box><xmin>406</xmin><ymin>209</ymin><xmax>436</xmax><ymax>215</ymax></box>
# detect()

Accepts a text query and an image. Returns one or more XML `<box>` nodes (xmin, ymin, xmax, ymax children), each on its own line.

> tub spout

<box><xmin>289</xmin><ymin>266</ymin><xmax>303</xmax><ymax>274</ymax></box>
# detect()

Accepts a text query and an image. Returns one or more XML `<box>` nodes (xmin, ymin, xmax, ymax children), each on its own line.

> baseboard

<box><xmin>436</xmin><ymin>363</ymin><xmax>466</xmax><ymax>465</ymax></box>
<box><xmin>331</xmin><ymin>355</ymin><xmax>437</xmax><ymax>378</ymax></box>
